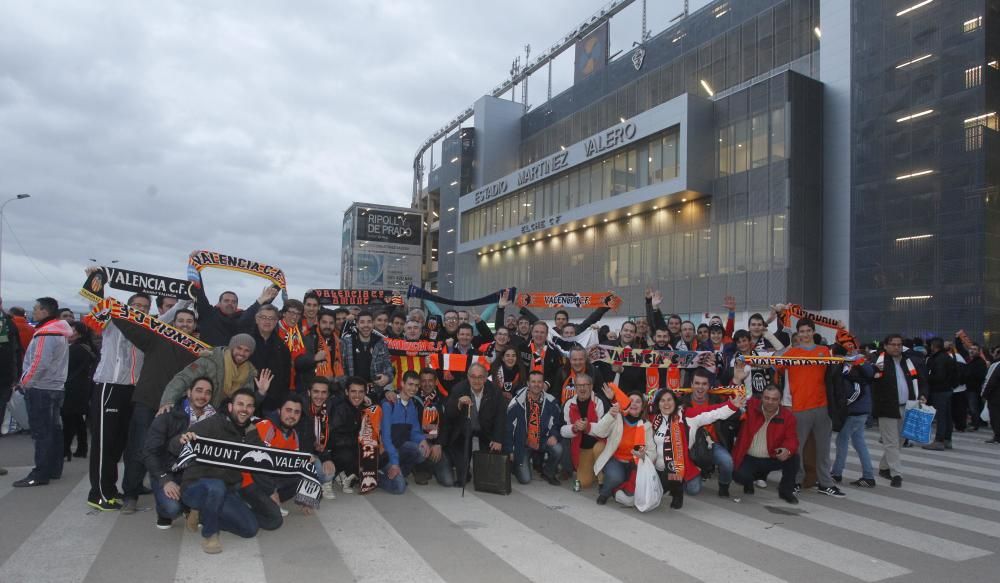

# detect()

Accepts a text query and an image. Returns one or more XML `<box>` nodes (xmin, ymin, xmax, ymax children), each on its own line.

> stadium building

<box><xmin>411</xmin><ymin>0</ymin><xmax>1000</xmax><ymax>342</ymax></box>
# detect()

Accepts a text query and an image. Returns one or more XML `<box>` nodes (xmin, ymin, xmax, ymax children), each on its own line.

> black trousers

<box><xmin>989</xmin><ymin>402</ymin><xmax>1000</xmax><ymax>440</ymax></box>
<box><xmin>62</xmin><ymin>412</ymin><xmax>87</xmax><ymax>456</ymax></box>
<box><xmin>241</xmin><ymin>478</ymin><xmax>298</xmax><ymax>531</ymax></box>
<box><xmin>331</xmin><ymin>447</ymin><xmax>359</xmax><ymax>478</ymax></box>
<box><xmin>734</xmin><ymin>454</ymin><xmax>799</xmax><ymax>495</ymax></box>
<box><xmin>88</xmin><ymin>383</ymin><xmax>134</xmax><ymax>503</ymax></box>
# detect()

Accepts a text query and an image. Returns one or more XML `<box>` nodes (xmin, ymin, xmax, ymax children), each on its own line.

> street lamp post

<box><xmin>0</xmin><ymin>193</ymin><xmax>31</xmax><ymax>294</ymax></box>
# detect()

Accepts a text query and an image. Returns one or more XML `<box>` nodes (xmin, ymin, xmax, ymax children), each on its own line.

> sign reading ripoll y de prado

<box><xmin>357</xmin><ymin>208</ymin><xmax>422</xmax><ymax>246</ymax></box>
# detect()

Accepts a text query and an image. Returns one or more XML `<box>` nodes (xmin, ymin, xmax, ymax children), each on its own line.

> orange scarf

<box><xmin>529</xmin><ymin>341</ymin><xmax>546</xmax><ymax>372</ymax></box>
<box><xmin>526</xmin><ymin>396</ymin><xmax>542</xmax><ymax>450</ymax></box>
<box><xmin>652</xmin><ymin>413</ymin><xmax>686</xmax><ymax>481</ymax></box>
<box><xmin>561</xmin><ymin>369</ymin><xmax>579</xmax><ymax>404</ymax></box>
<box><xmin>278</xmin><ymin>321</ymin><xmax>306</xmax><ymax>389</ymax></box>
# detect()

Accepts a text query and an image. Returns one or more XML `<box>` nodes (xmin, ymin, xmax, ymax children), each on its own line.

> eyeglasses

<box><xmin>257</xmin><ymin>315</ymin><xmax>277</xmax><ymax>322</ymax></box>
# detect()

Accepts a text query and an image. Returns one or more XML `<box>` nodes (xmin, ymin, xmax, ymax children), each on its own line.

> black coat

<box><xmin>330</xmin><ymin>399</ymin><xmax>364</xmax><ymax>461</ymax></box>
<box><xmin>175</xmin><ymin>413</ymin><xmax>262</xmax><ymax>490</ymax></box>
<box><xmin>63</xmin><ymin>342</ymin><xmax>95</xmax><ymax>416</ymax></box>
<box><xmin>297</xmin><ymin>398</ymin><xmax>336</xmax><ymax>462</ymax></box>
<box><xmin>440</xmin><ymin>380</ymin><xmax>506</xmax><ymax>458</ymax></box>
<box><xmin>192</xmin><ymin>283</ymin><xmax>263</xmax><ymax>347</ymax></box>
<box><xmin>871</xmin><ymin>352</ymin><xmax>927</xmax><ymax>419</ymax></box>
<box><xmin>249</xmin><ymin>328</ymin><xmax>292</xmax><ymax>412</ymax></box>
<box><xmin>143</xmin><ymin>401</ymin><xmax>196</xmax><ymax>481</ymax></box>
<box><xmin>926</xmin><ymin>351</ymin><xmax>958</xmax><ymax>394</ymax></box>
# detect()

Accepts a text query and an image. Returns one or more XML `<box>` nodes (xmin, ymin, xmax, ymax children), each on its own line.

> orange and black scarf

<box><xmin>529</xmin><ymin>341</ymin><xmax>547</xmax><ymax>372</ymax></box>
<box><xmin>310</xmin><ymin>401</ymin><xmax>330</xmax><ymax>452</ymax></box>
<box><xmin>188</xmin><ymin>249</ymin><xmax>288</xmax><ymax>302</ymax></box>
<box><xmin>652</xmin><ymin>413</ymin><xmax>686</xmax><ymax>482</ymax></box>
<box><xmin>278</xmin><ymin>321</ymin><xmax>306</xmax><ymax>389</ymax></box>
<box><xmin>526</xmin><ymin>396</ymin><xmax>542</xmax><ymax>451</ymax></box>
<box><xmin>84</xmin><ymin>297</ymin><xmax>210</xmax><ymax>355</ymax></box>
<box><xmin>561</xmin><ymin>369</ymin><xmax>580</xmax><ymax>405</ymax></box>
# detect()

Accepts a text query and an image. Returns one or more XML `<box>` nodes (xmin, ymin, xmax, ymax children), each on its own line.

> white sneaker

<box><xmin>614</xmin><ymin>490</ymin><xmax>635</xmax><ymax>507</ymax></box>
<box><xmin>279</xmin><ymin>506</ymin><xmax>289</xmax><ymax>517</ymax></box>
<box><xmin>342</xmin><ymin>474</ymin><xmax>356</xmax><ymax>494</ymax></box>
<box><xmin>322</xmin><ymin>481</ymin><xmax>336</xmax><ymax>500</ymax></box>
<box><xmin>754</xmin><ymin>479</ymin><xmax>768</xmax><ymax>489</ymax></box>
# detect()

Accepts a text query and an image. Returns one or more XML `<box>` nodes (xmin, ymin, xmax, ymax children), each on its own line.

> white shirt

<box><xmin>893</xmin><ymin>357</ymin><xmax>909</xmax><ymax>405</ymax></box>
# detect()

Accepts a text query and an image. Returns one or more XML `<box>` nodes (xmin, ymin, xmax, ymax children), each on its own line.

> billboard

<box><xmin>357</xmin><ymin>208</ymin><xmax>422</xmax><ymax>246</ymax></box>
<box><xmin>574</xmin><ymin>23</ymin><xmax>608</xmax><ymax>83</ymax></box>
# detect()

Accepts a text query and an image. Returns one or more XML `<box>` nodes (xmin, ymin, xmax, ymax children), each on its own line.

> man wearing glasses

<box><xmin>248</xmin><ymin>304</ymin><xmax>292</xmax><ymax>417</ymax></box>
<box><xmin>871</xmin><ymin>334</ymin><xmax>927</xmax><ymax>488</ymax></box>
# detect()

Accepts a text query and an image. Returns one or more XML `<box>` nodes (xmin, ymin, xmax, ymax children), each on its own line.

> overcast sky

<box><xmin>0</xmin><ymin>0</ymin><xmax>708</xmax><ymax>312</ymax></box>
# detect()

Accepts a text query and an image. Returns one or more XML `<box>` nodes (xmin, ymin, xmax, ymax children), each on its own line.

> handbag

<box><xmin>900</xmin><ymin>404</ymin><xmax>937</xmax><ymax>444</ymax></box>
<box><xmin>473</xmin><ymin>450</ymin><xmax>512</xmax><ymax>495</ymax></box>
<box><xmin>633</xmin><ymin>457</ymin><xmax>663</xmax><ymax>512</ymax></box>
<box><xmin>689</xmin><ymin>427</ymin><xmax>715</xmax><ymax>473</ymax></box>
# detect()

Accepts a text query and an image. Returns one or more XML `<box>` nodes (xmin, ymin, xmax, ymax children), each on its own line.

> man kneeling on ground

<box><xmin>732</xmin><ymin>384</ymin><xmax>800</xmax><ymax>504</ymax></box>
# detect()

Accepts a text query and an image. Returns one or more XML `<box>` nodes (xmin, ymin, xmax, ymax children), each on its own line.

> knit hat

<box><xmin>229</xmin><ymin>333</ymin><xmax>256</xmax><ymax>352</ymax></box>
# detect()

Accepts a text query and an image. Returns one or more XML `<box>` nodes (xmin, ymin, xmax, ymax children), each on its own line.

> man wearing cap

<box><xmin>161</xmin><ymin>333</ymin><xmax>273</xmax><ymax>410</ymax></box>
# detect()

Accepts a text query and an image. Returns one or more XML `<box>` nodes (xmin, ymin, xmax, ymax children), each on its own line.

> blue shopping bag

<box><xmin>901</xmin><ymin>405</ymin><xmax>936</xmax><ymax>444</ymax></box>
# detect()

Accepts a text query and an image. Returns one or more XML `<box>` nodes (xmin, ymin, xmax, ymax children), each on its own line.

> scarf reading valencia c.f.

<box><xmin>85</xmin><ymin>297</ymin><xmax>211</xmax><ymax>355</ymax></box>
<box><xmin>173</xmin><ymin>436</ymin><xmax>320</xmax><ymax>507</ymax></box>
<box><xmin>737</xmin><ymin>354</ymin><xmax>859</xmax><ymax>367</ymax></box>
<box><xmin>407</xmin><ymin>284</ymin><xmax>517</xmax><ymax>307</ymax></box>
<box><xmin>188</xmin><ymin>250</ymin><xmax>288</xmax><ymax>302</ymax></box>
<box><xmin>81</xmin><ymin>267</ymin><xmax>193</xmax><ymax>304</ymax></box>
<box><xmin>358</xmin><ymin>405</ymin><xmax>382</xmax><ymax>495</ymax></box>
<box><xmin>525</xmin><ymin>396</ymin><xmax>542</xmax><ymax>451</ymax></box>
<box><xmin>311</xmin><ymin>289</ymin><xmax>404</xmax><ymax>306</ymax></box>
<box><xmin>594</xmin><ymin>345</ymin><xmax>715</xmax><ymax>369</ymax></box>
<box><xmin>515</xmin><ymin>291</ymin><xmax>622</xmax><ymax>311</ymax></box>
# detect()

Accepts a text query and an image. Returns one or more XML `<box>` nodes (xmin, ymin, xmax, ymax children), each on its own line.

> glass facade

<box><xmin>850</xmin><ymin>0</ymin><xmax>1000</xmax><ymax>341</ymax></box>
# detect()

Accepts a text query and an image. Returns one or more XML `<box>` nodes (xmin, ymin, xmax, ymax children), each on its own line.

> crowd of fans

<box><xmin>2</xmin><ymin>272</ymin><xmax>998</xmax><ymax>555</ymax></box>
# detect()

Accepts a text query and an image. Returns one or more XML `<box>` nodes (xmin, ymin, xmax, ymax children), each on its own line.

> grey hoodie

<box><xmin>20</xmin><ymin>318</ymin><xmax>72</xmax><ymax>391</ymax></box>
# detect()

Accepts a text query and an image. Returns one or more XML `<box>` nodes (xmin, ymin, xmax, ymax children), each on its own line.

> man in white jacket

<box><xmin>13</xmin><ymin>297</ymin><xmax>72</xmax><ymax>488</ymax></box>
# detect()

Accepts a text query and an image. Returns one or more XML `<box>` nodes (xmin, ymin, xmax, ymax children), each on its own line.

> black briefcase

<box><xmin>472</xmin><ymin>451</ymin><xmax>512</xmax><ymax>495</ymax></box>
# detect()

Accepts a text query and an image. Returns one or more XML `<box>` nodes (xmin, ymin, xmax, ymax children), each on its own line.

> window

<box><xmin>734</xmin><ymin>119</ymin><xmax>750</xmax><ymax>173</ymax></box>
<box><xmin>966</xmin><ymin>65</ymin><xmax>982</xmax><ymax>88</ymax></box>
<box><xmin>770</xmin><ymin>107</ymin><xmax>786</xmax><ymax>161</ymax></box>
<box><xmin>964</xmin><ymin>112</ymin><xmax>997</xmax><ymax>151</ymax></box>
<box><xmin>649</xmin><ymin>136</ymin><xmax>663</xmax><ymax>183</ymax></box>
<box><xmin>591</xmin><ymin>164</ymin><xmax>603</xmax><ymax>203</ymax></box>
<box><xmin>627</xmin><ymin>150</ymin><xmax>638</xmax><ymax>191</ymax></box>
<box><xmin>602</xmin><ymin>158</ymin><xmax>613</xmax><ymax>199</ymax></box>
<box><xmin>719</xmin><ymin>125</ymin><xmax>733</xmax><ymax>176</ymax></box>
<box><xmin>964</xmin><ymin>16</ymin><xmax>982</xmax><ymax>33</ymax></box>
<box><xmin>751</xmin><ymin>215</ymin><xmax>770</xmax><ymax>271</ymax></box>
<box><xmin>751</xmin><ymin>113</ymin><xmax>769</xmax><ymax>168</ymax></box>
<box><xmin>613</xmin><ymin>152</ymin><xmax>628</xmax><ymax>195</ymax></box>
<box><xmin>772</xmin><ymin>214</ymin><xmax>786</xmax><ymax>267</ymax></box>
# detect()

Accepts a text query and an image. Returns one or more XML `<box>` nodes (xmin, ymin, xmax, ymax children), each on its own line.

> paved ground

<box><xmin>1</xmin><ymin>427</ymin><xmax>998</xmax><ymax>582</ymax></box>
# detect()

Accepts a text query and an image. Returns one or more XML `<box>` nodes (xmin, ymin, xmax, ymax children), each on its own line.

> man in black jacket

<box><xmin>142</xmin><ymin>376</ymin><xmax>216</xmax><ymax>529</ymax></box>
<box><xmin>923</xmin><ymin>338</ymin><xmax>958</xmax><ymax>450</ymax></box>
<box><xmin>963</xmin><ymin>343</ymin><xmax>988</xmax><ymax>431</ymax></box>
<box><xmin>441</xmin><ymin>364</ymin><xmax>506</xmax><ymax>485</ymax></box>
<box><xmin>297</xmin><ymin>379</ymin><xmax>337</xmax><ymax>499</ymax></box>
<box><xmin>192</xmin><ymin>277</ymin><xmax>278</xmax><ymax>347</ymax></box>
<box><xmin>174</xmin><ymin>388</ymin><xmax>262</xmax><ymax>554</ymax></box>
<box><xmin>329</xmin><ymin>377</ymin><xmax>369</xmax><ymax>494</ymax></box>
<box><xmin>247</xmin><ymin>304</ymin><xmax>292</xmax><ymax>415</ymax></box>
<box><xmin>119</xmin><ymin>308</ymin><xmax>199</xmax><ymax>515</ymax></box>
<box><xmin>519</xmin><ymin>321</ymin><xmax>564</xmax><ymax>393</ymax></box>
<box><xmin>871</xmin><ymin>334</ymin><xmax>927</xmax><ymax>487</ymax></box>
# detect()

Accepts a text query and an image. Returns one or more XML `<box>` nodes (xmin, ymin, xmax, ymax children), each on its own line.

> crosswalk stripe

<box><xmin>1</xmin><ymin>476</ymin><xmax>120</xmax><ymax>583</ymax></box>
<box><xmin>788</xmin><ymin>498</ymin><xmax>991</xmax><ymax>561</ymax></box>
<box><xmin>514</xmin><ymin>483</ymin><xmax>787</xmax><ymax>583</ymax></box>
<box><xmin>864</xmin><ymin>438</ymin><xmax>1000</xmax><ymax>467</ymax></box>
<box><xmin>678</xmin><ymin>497</ymin><xmax>910</xmax><ymax>582</ymax></box>
<box><xmin>844</xmin><ymin>458</ymin><xmax>998</xmax><ymax>493</ymax></box>
<box><xmin>316</xmin><ymin>494</ymin><xmax>445</xmax><ymax>583</ymax></box>
<box><xmin>833</xmin><ymin>464</ymin><xmax>1000</xmax><ymax>513</ymax></box>
<box><xmin>174</xmin><ymin>523</ymin><xmax>266</xmax><ymax>583</ymax></box>
<box><xmin>863</xmin><ymin>445</ymin><xmax>1000</xmax><ymax>477</ymax></box>
<box><xmin>833</xmin><ymin>488</ymin><xmax>1000</xmax><ymax>539</ymax></box>
<box><xmin>412</xmin><ymin>486</ymin><xmax>621</xmax><ymax>583</ymax></box>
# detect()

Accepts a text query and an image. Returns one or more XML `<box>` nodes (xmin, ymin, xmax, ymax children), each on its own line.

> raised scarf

<box><xmin>310</xmin><ymin>401</ymin><xmax>330</xmax><ymax>451</ymax></box>
<box><xmin>407</xmin><ymin>284</ymin><xmax>516</xmax><ymax>307</ymax></box>
<box><xmin>594</xmin><ymin>345</ymin><xmax>715</xmax><ymax>369</ymax></box>
<box><xmin>525</xmin><ymin>395</ymin><xmax>542</xmax><ymax>451</ymax></box>
<box><xmin>358</xmin><ymin>404</ymin><xmax>382</xmax><ymax>494</ymax></box>
<box><xmin>652</xmin><ymin>413</ymin><xmax>686</xmax><ymax>481</ymax></box>
<box><xmin>738</xmin><ymin>354</ymin><xmax>857</xmax><ymax>367</ymax></box>
<box><xmin>515</xmin><ymin>291</ymin><xmax>622</xmax><ymax>311</ymax></box>
<box><xmin>223</xmin><ymin>349</ymin><xmax>252</xmax><ymax>397</ymax></box>
<box><xmin>188</xmin><ymin>250</ymin><xmax>288</xmax><ymax>302</ymax></box>
<box><xmin>81</xmin><ymin>266</ymin><xmax>193</xmax><ymax>304</ymax></box>
<box><xmin>173</xmin><ymin>435</ymin><xmax>320</xmax><ymax>508</ymax></box>
<box><xmin>311</xmin><ymin>289</ymin><xmax>404</xmax><ymax>306</ymax></box>
<box><xmin>84</xmin><ymin>297</ymin><xmax>211</xmax><ymax>355</ymax></box>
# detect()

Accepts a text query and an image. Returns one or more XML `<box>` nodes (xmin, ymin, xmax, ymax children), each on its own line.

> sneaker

<box><xmin>573</xmin><ymin>479</ymin><xmax>581</xmax><ymax>492</ymax></box>
<box><xmin>878</xmin><ymin>469</ymin><xmax>892</xmax><ymax>480</ymax></box>
<box><xmin>614</xmin><ymin>490</ymin><xmax>635</xmax><ymax>507</ymax></box>
<box><xmin>817</xmin><ymin>485</ymin><xmax>846</xmax><ymax>498</ymax></box>
<box><xmin>321</xmin><ymin>481</ymin><xmax>336</xmax><ymax>500</ymax></box>
<box><xmin>717</xmin><ymin>483</ymin><xmax>730</xmax><ymax>498</ymax></box>
<box><xmin>121</xmin><ymin>498</ymin><xmax>138</xmax><ymax>515</ymax></box>
<box><xmin>850</xmin><ymin>478</ymin><xmax>876</xmax><ymax>488</ymax></box>
<box><xmin>87</xmin><ymin>498</ymin><xmax>122</xmax><ymax>511</ymax></box>
<box><xmin>743</xmin><ymin>483</ymin><xmax>755</xmax><ymax>495</ymax></box>
<box><xmin>792</xmin><ymin>483</ymin><xmax>801</xmax><ymax>494</ymax></box>
<box><xmin>754</xmin><ymin>479</ymin><xmax>768</xmax><ymax>489</ymax></box>
<box><xmin>13</xmin><ymin>476</ymin><xmax>49</xmax><ymax>488</ymax></box>
<box><xmin>156</xmin><ymin>516</ymin><xmax>173</xmax><ymax>530</ymax></box>
<box><xmin>902</xmin><ymin>440</ymin><xmax>913</xmax><ymax>448</ymax></box>
<box><xmin>596</xmin><ymin>494</ymin><xmax>609</xmax><ymax>505</ymax></box>
<box><xmin>669</xmin><ymin>495</ymin><xmax>684</xmax><ymax>509</ymax></box>
<box><xmin>922</xmin><ymin>442</ymin><xmax>945</xmax><ymax>451</ymax></box>
<box><xmin>279</xmin><ymin>506</ymin><xmax>289</xmax><ymax>517</ymax></box>
<box><xmin>544</xmin><ymin>474</ymin><xmax>561</xmax><ymax>486</ymax></box>
<box><xmin>944</xmin><ymin>440</ymin><xmax>953</xmax><ymax>450</ymax></box>
<box><xmin>890</xmin><ymin>476</ymin><xmax>902</xmax><ymax>488</ymax></box>
<box><xmin>779</xmin><ymin>491</ymin><xmax>799</xmax><ymax>505</ymax></box>
<box><xmin>186</xmin><ymin>510</ymin><xmax>200</xmax><ymax>532</ymax></box>
<box><xmin>201</xmin><ymin>533</ymin><xmax>222</xmax><ymax>554</ymax></box>
<box><xmin>342</xmin><ymin>474</ymin><xmax>356</xmax><ymax>494</ymax></box>
<box><xmin>831</xmin><ymin>475</ymin><xmax>842</xmax><ymax>484</ymax></box>
<box><xmin>0</xmin><ymin>467</ymin><xmax>6</xmax><ymax>476</ymax></box>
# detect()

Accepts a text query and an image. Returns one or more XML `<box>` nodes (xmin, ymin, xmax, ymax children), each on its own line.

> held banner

<box><xmin>86</xmin><ymin>297</ymin><xmax>212</xmax><ymax>355</ymax></box>
<box><xmin>311</xmin><ymin>289</ymin><xmax>405</xmax><ymax>306</ymax></box>
<box><xmin>188</xmin><ymin>250</ymin><xmax>288</xmax><ymax>301</ymax></box>
<box><xmin>81</xmin><ymin>267</ymin><xmax>193</xmax><ymax>304</ymax></box>
<box><xmin>593</xmin><ymin>345</ymin><xmax>716</xmax><ymax>369</ymax></box>
<box><xmin>515</xmin><ymin>291</ymin><xmax>622</xmax><ymax>311</ymax></box>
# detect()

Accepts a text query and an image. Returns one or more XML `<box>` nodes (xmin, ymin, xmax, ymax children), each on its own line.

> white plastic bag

<box><xmin>5</xmin><ymin>390</ymin><xmax>30</xmax><ymax>433</ymax></box>
<box><xmin>633</xmin><ymin>457</ymin><xmax>663</xmax><ymax>513</ymax></box>
<box><xmin>982</xmin><ymin>407</ymin><xmax>990</xmax><ymax>424</ymax></box>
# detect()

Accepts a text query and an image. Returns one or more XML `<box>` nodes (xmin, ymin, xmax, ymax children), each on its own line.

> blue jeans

<box><xmin>513</xmin><ymin>441</ymin><xmax>563</xmax><ymax>484</ymax></box>
<box><xmin>123</xmin><ymin>404</ymin><xmax>155</xmax><ymax>499</ymax></box>
<box><xmin>599</xmin><ymin>457</ymin><xmax>632</xmax><ymax>497</ymax></box>
<box><xmin>379</xmin><ymin>441</ymin><xmax>426</xmax><ymax>494</ymax></box>
<box><xmin>832</xmin><ymin>414</ymin><xmax>874</xmax><ymax>479</ymax></box>
<box><xmin>152</xmin><ymin>476</ymin><xmax>184</xmax><ymax>521</ymax></box>
<box><xmin>416</xmin><ymin>450</ymin><xmax>455</xmax><ymax>486</ymax></box>
<box><xmin>929</xmin><ymin>392</ymin><xmax>953</xmax><ymax>442</ymax></box>
<box><xmin>181</xmin><ymin>478</ymin><xmax>258</xmax><ymax>538</ymax></box>
<box><xmin>26</xmin><ymin>389</ymin><xmax>64</xmax><ymax>481</ymax></box>
<box><xmin>684</xmin><ymin>444</ymin><xmax>734</xmax><ymax>495</ymax></box>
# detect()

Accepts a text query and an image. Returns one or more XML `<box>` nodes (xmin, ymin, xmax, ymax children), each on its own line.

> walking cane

<box><xmin>460</xmin><ymin>403</ymin><xmax>472</xmax><ymax>498</ymax></box>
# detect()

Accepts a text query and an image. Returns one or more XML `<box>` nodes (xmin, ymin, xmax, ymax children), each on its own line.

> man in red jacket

<box><xmin>732</xmin><ymin>385</ymin><xmax>800</xmax><ymax>504</ymax></box>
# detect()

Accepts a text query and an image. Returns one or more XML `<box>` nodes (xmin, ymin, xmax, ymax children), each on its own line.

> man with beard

<box><xmin>175</xmin><ymin>388</ymin><xmax>263</xmax><ymax>554</ymax></box>
<box><xmin>193</xmin><ymin>277</ymin><xmax>278</xmax><ymax>347</ymax></box>
<box><xmin>118</xmin><ymin>308</ymin><xmax>200</xmax><ymax>515</ymax></box>
<box><xmin>329</xmin><ymin>378</ymin><xmax>371</xmax><ymax>494</ymax></box>
<box><xmin>240</xmin><ymin>394</ymin><xmax>312</xmax><ymax>530</ymax></box>
<box><xmin>295</xmin><ymin>309</ymin><xmax>343</xmax><ymax>392</ymax></box>
<box><xmin>342</xmin><ymin>311</ymin><xmax>394</xmax><ymax>404</ymax></box>
<box><xmin>413</xmin><ymin>369</ymin><xmax>453</xmax><ymax>486</ymax></box>
<box><xmin>142</xmin><ymin>376</ymin><xmax>216</xmax><ymax>529</ymax></box>
<box><xmin>161</xmin><ymin>334</ymin><xmax>273</xmax><ymax>410</ymax></box>
<box><xmin>297</xmin><ymin>379</ymin><xmax>337</xmax><ymax>499</ymax></box>
<box><xmin>594</xmin><ymin>321</ymin><xmax>646</xmax><ymax>396</ymax></box>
